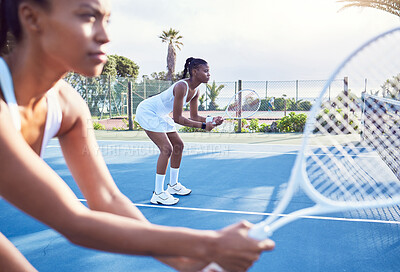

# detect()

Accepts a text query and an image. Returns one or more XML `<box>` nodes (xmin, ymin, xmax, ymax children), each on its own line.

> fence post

<box><xmin>296</xmin><ymin>80</ymin><xmax>299</xmax><ymax>102</ymax></box>
<box><xmin>283</xmin><ymin>94</ymin><xmax>287</xmax><ymax>117</ymax></box>
<box><xmin>85</xmin><ymin>77</ymin><xmax>88</xmax><ymax>104</ymax></box>
<box><xmin>108</xmin><ymin>75</ymin><xmax>112</xmax><ymax>119</ymax></box>
<box><xmin>328</xmin><ymin>84</ymin><xmax>331</xmax><ymax>101</ymax></box>
<box><xmin>364</xmin><ymin>78</ymin><xmax>367</xmax><ymax>92</ymax></box>
<box><xmin>237</xmin><ymin>80</ymin><xmax>242</xmax><ymax>133</ymax></box>
<box><xmin>128</xmin><ymin>80</ymin><xmax>133</xmax><ymax>130</ymax></box>
<box><xmin>344</xmin><ymin>76</ymin><xmax>349</xmax><ymax>120</ymax></box>
<box><xmin>143</xmin><ymin>76</ymin><xmax>147</xmax><ymax>99</ymax></box>
<box><xmin>265</xmin><ymin>81</ymin><xmax>268</xmax><ymax>99</ymax></box>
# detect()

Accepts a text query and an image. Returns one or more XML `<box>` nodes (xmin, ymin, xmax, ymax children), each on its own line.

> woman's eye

<box><xmin>81</xmin><ymin>13</ymin><xmax>96</xmax><ymax>21</ymax></box>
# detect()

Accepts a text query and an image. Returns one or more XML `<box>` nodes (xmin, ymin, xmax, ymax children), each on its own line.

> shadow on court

<box><xmin>1</xmin><ymin>138</ymin><xmax>400</xmax><ymax>272</ymax></box>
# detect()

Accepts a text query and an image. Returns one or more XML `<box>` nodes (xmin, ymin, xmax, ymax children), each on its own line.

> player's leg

<box><xmin>165</xmin><ymin>132</ymin><xmax>191</xmax><ymax>196</ymax></box>
<box><xmin>144</xmin><ymin>130</ymin><xmax>179</xmax><ymax>205</ymax></box>
<box><xmin>0</xmin><ymin>232</ymin><xmax>37</xmax><ymax>272</ymax></box>
<box><xmin>166</xmin><ymin>131</ymin><xmax>184</xmax><ymax>169</ymax></box>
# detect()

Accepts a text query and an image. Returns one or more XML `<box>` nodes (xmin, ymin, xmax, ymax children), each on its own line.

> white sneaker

<box><xmin>166</xmin><ymin>182</ymin><xmax>192</xmax><ymax>196</ymax></box>
<box><xmin>150</xmin><ymin>191</ymin><xmax>179</xmax><ymax>205</ymax></box>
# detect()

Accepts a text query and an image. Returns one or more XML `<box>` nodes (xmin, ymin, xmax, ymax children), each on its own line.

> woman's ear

<box><xmin>18</xmin><ymin>2</ymin><xmax>44</xmax><ymax>35</ymax></box>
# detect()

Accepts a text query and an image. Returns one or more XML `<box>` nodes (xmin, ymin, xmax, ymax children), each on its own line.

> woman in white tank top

<box><xmin>0</xmin><ymin>1</ymin><xmax>274</xmax><ymax>271</ymax></box>
<box><xmin>135</xmin><ymin>58</ymin><xmax>223</xmax><ymax>205</ymax></box>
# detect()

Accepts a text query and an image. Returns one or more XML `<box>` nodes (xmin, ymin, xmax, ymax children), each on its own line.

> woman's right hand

<box><xmin>209</xmin><ymin>221</ymin><xmax>275</xmax><ymax>272</ymax></box>
<box><xmin>205</xmin><ymin>122</ymin><xmax>216</xmax><ymax>132</ymax></box>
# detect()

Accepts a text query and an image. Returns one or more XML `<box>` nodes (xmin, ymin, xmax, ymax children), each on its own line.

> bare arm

<box><xmin>56</xmin><ymin>85</ymin><xmax>208</xmax><ymax>271</ymax></box>
<box><xmin>189</xmin><ymin>91</ymin><xmax>223</xmax><ymax>126</ymax></box>
<box><xmin>0</xmin><ymin>98</ymin><xmax>214</xmax><ymax>258</ymax></box>
<box><xmin>0</xmin><ymin>232</ymin><xmax>37</xmax><ymax>272</ymax></box>
<box><xmin>0</xmin><ymin>88</ymin><xmax>274</xmax><ymax>271</ymax></box>
<box><xmin>189</xmin><ymin>91</ymin><xmax>205</xmax><ymax>122</ymax></box>
<box><xmin>172</xmin><ymin>83</ymin><xmax>214</xmax><ymax>131</ymax></box>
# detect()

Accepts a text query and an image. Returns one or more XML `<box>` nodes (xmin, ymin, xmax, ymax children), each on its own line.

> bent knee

<box><xmin>160</xmin><ymin>145</ymin><xmax>173</xmax><ymax>157</ymax></box>
<box><xmin>173</xmin><ymin>141</ymin><xmax>184</xmax><ymax>152</ymax></box>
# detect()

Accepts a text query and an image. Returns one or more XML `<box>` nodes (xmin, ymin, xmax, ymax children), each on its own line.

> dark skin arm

<box><xmin>172</xmin><ymin>82</ymin><xmax>220</xmax><ymax>131</ymax></box>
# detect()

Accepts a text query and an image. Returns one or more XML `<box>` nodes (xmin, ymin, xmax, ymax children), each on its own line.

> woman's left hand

<box><xmin>212</xmin><ymin>116</ymin><xmax>224</xmax><ymax>126</ymax></box>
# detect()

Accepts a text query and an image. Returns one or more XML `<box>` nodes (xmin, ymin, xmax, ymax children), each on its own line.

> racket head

<box><xmin>250</xmin><ymin>27</ymin><xmax>400</xmax><ymax>240</ymax></box>
<box><xmin>299</xmin><ymin>27</ymin><xmax>400</xmax><ymax>209</ymax></box>
<box><xmin>225</xmin><ymin>89</ymin><xmax>260</xmax><ymax>119</ymax></box>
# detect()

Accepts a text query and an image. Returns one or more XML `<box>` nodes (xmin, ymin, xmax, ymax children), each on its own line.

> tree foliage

<box><xmin>64</xmin><ymin>54</ymin><xmax>139</xmax><ymax>118</ymax></box>
<box><xmin>206</xmin><ymin>81</ymin><xmax>225</xmax><ymax>110</ymax></box>
<box><xmin>102</xmin><ymin>54</ymin><xmax>139</xmax><ymax>79</ymax></box>
<box><xmin>150</xmin><ymin>70</ymin><xmax>183</xmax><ymax>82</ymax></box>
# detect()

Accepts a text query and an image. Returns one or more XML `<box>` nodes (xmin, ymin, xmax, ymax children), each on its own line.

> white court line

<box><xmin>78</xmin><ymin>199</ymin><xmax>400</xmax><ymax>225</ymax></box>
<box><xmin>47</xmin><ymin>144</ymin><xmax>379</xmax><ymax>158</ymax></box>
<box><xmin>46</xmin><ymin>145</ymin><xmax>298</xmax><ymax>155</ymax></box>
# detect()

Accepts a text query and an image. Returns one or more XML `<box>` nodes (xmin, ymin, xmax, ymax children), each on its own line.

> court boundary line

<box><xmin>78</xmin><ymin>199</ymin><xmax>400</xmax><ymax>225</ymax></box>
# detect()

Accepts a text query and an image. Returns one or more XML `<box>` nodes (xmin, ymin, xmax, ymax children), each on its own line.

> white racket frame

<box><xmin>249</xmin><ymin>26</ymin><xmax>400</xmax><ymax>240</ymax></box>
<box><xmin>205</xmin><ymin>27</ymin><xmax>400</xmax><ymax>272</ymax></box>
<box><xmin>223</xmin><ymin>88</ymin><xmax>261</xmax><ymax>120</ymax></box>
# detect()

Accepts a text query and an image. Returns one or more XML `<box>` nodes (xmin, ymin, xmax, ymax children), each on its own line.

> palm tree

<box><xmin>206</xmin><ymin>81</ymin><xmax>225</xmax><ymax>110</ymax></box>
<box><xmin>159</xmin><ymin>28</ymin><xmax>183</xmax><ymax>81</ymax></box>
<box><xmin>338</xmin><ymin>0</ymin><xmax>400</xmax><ymax>17</ymax></box>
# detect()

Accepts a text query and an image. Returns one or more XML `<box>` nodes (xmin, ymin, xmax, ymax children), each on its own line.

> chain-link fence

<box><xmin>64</xmin><ymin>73</ymin><xmax>173</xmax><ymax>119</ymax></box>
<box><xmin>65</xmin><ymin>73</ymin><xmax>376</xmax><ymax>131</ymax></box>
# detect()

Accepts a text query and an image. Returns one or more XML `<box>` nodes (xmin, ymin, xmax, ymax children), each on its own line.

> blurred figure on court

<box><xmin>135</xmin><ymin>57</ymin><xmax>224</xmax><ymax>205</ymax></box>
<box><xmin>0</xmin><ymin>0</ymin><xmax>274</xmax><ymax>271</ymax></box>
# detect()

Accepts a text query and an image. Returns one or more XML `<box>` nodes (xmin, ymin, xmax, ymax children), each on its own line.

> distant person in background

<box><xmin>135</xmin><ymin>57</ymin><xmax>224</xmax><ymax>205</ymax></box>
<box><xmin>0</xmin><ymin>0</ymin><xmax>274</xmax><ymax>271</ymax></box>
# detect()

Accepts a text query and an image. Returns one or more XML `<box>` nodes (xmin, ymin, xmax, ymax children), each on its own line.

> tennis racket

<box><xmin>204</xmin><ymin>27</ymin><xmax>400</xmax><ymax>271</ymax></box>
<box><xmin>211</xmin><ymin>89</ymin><xmax>261</xmax><ymax>124</ymax></box>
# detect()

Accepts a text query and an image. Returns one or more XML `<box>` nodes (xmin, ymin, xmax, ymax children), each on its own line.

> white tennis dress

<box><xmin>135</xmin><ymin>80</ymin><xmax>198</xmax><ymax>132</ymax></box>
<box><xmin>0</xmin><ymin>57</ymin><xmax>63</xmax><ymax>158</ymax></box>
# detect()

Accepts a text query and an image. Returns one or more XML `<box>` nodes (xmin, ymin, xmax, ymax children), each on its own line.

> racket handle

<box><xmin>206</xmin><ymin>116</ymin><xmax>213</xmax><ymax>123</ymax></box>
<box><xmin>201</xmin><ymin>223</ymin><xmax>271</xmax><ymax>271</ymax></box>
<box><xmin>248</xmin><ymin>222</ymin><xmax>272</xmax><ymax>240</ymax></box>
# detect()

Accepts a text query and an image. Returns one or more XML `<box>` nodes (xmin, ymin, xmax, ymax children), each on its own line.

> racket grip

<box><xmin>206</xmin><ymin>116</ymin><xmax>213</xmax><ymax>123</ymax></box>
<box><xmin>248</xmin><ymin>222</ymin><xmax>271</xmax><ymax>240</ymax></box>
<box><xmin>201</xmin><ymin>223</ymin><xmax>271</xmax><ymax>271</ymax></box>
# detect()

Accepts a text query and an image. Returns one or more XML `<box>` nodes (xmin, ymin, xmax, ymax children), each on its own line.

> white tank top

<box><xmin>151</xmin><ymin>79</ymin><xmax>198</xmax><ymax>115</ymax></box>
<box><xmin>0</xmin><ymin>57</ymin><xmax>63</xmax><ymax>157</ymax></box>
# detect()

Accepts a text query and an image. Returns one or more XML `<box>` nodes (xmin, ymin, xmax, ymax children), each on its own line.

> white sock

<box><xmin>155</xmin><ymin>174</ymin><xmax>165</xmax><ymax>194</ymax></box>
<box><xmin>169</xmin><ymin>167</ymin><xmax>180</xmax><ymax>186</ymax></box>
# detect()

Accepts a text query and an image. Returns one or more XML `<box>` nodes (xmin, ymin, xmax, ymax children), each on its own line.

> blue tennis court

<box><xmin>1</xmin><ymin>132</ymin><xmax>400</xmax><ymax>272</ymax></box>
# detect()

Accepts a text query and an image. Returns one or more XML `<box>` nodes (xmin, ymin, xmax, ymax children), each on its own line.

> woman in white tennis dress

<box><xmin>135</xmin><ymin>58</ymin><xmax>223</xmax><ymax>205</ymax></box>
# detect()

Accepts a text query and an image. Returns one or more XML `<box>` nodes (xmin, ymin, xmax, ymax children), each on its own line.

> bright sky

<box><xmin>108</xmin><ymin>0</ymin><xmax>400</xmax><ymax>82</ymax></box>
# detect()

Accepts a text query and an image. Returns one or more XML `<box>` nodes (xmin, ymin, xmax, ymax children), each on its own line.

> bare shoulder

<box><xmin>55</xmin><ymin>79</ymin><xmax>91</xmax><ymax>136</ymax></box>
<box><xmin>57</xmin><ymin>80</ymin><xmax>87</xmax><ymax>109</ymax></box>
<box><xmin>173</xmin><ymin>80</ymin><xmax>188</xmax><ymax>98</ymax></box>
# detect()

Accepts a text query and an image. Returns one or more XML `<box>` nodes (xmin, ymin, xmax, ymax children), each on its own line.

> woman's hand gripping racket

<box><xmin>203</xmin><ymin>27</ymin><xmax>400</xmax><ymax>271</ymax></box>
<box><xmin>211</xmin><ymin>89</ymin><xmax>261</xmax><ymax>125</ymax></box>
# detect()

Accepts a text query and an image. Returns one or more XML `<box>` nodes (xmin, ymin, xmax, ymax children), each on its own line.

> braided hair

<box><xmin>181</xmin><ymin>57</ymin><xmax>208</xmax><ymax>79</ymax></box>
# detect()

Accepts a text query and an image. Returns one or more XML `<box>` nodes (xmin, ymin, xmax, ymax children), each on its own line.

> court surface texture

<box><xmin>1</xmin><ymin>131</ymin><xmax>399</xmax><ymax>272</ymax></box>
